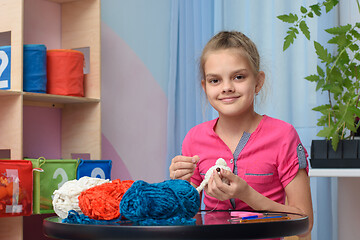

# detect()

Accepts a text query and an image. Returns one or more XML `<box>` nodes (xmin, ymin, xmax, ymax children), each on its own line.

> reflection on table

<box><xmin>44</xmin><ymin>210</ymin><xmax>309</xmax><ymax>240</ymax></box>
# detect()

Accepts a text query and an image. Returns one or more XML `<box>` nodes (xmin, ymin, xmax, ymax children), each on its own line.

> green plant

<box><xmin>278</xmin><ymin>0</ymin><xmax>360</xmax><ymax>150</ymax></box>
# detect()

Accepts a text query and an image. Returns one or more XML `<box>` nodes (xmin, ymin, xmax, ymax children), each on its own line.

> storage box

<box><xmin>46</xmin><ymin>49</ymin><xmax>84</xmax><ymax>97</ymax></box>
<box><xmin>0</xmin><ymin>160</ymin><xmax>33</xmax><ymax>217</ymax></box>
<box><xmin>0</xmin><ymin>46</ymin><xmax>11</xmax><ymax>90</ymax></box>
<box><xmin>0</xmin><ymin>44</ymin><xmax>47</xmax><ymax>92</ymax></box>
<box><xmin>30</xmin><ymin>158</ymin><xmax>78</xmax><ymax>214</ymax></box>
<box><xmin>76</xmin><ymin>159</ymin><xmax>112</xmax><ymax>180</ymax></box>
<box><xmin>23</xmin><ymin>44</ymin><xmax>47</xmax><ymax>93</ymax></box>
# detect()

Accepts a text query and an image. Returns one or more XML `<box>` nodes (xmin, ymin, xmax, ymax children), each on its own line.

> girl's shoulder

<box><xmin>186</xmin><ymin>118</ymin><xmax>218</xmax><ymax>136</ymax></box>
<box><xmin>182</xmin><ymin>119</ymin><xmax>218</xmax><ymax>149</ymax></box>
<box><xmin>261</xmin><ymin>115</ymin><xmax>298</xmax><ymax>136</ymax></box>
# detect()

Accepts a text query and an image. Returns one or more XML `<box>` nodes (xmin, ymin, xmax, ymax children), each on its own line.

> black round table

<box><xmin>43</xmin><ymin>210</ymin><xmax>309</xmax><ymax>240</ymax></box>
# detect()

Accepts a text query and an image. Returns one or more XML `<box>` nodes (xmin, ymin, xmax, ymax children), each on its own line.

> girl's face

<box><xmin>202</xmin><ymin>49</ymin><xmax>264</xmax><ymax>118</ymax></box>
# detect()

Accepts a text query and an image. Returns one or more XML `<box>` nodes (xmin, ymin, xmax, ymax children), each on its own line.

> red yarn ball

<box><xmin>78</xmin><ymin>179</ymin><xmax>134</xmax><ymax>220</ymax></box>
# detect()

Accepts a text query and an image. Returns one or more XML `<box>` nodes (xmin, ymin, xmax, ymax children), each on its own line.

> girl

<box><xmin>169</xmin><ymin>31</ymin><xmax>313</xmax><ymax>237</ymax></box>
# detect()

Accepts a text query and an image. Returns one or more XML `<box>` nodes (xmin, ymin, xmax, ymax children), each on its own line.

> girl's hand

<box><xmin>205</xmin><ymin>169</ymin><xmax>248</xmax><ymax>201</ymax></box>
<box><xmin>169</xmin><ymin>155</ymin><xmax>199</xmax><ymax>182</ymax></box>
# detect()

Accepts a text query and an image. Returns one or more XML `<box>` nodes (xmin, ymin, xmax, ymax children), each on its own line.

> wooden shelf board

<box><xmin>23</xmin><ymin>92</ymin><xmax>100</xmax><ymax>104</ymax></box>
<box><xmin>0</xmin><ymin>90</ymin><xmax>22</xmax><ymax>96</ymax></box>
<box><xmin>309</xmin><ymin>168</ymin><xmax>360</xmax><ymax>177</ymax></box>
<box><xmin>46</xmin><ymin>0</ymin><xmax>78</xmax><ymax>3</ymax></box>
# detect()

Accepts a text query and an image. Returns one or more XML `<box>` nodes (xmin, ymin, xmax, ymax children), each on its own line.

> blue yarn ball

<box><xmin>120</xmin><ymin>179</ymin><xmax>200</xmax><ymax>225</ymax></box>
<box><xmin>62</xmin><ymin>210</ymin><xmax>123</xmax><ymax>225</ymax></box>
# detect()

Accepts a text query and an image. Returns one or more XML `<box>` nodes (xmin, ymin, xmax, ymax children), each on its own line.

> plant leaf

<box><xmin>300</xmin><ymin>6</ymin><xmax>308</xmax><ymax>14</ymax></box>
<box><xmin>277</xmin><ymin>13</ymin><xmax>298</xmax><ymax>23</ymax></box>
<box><xmin>324</xmin><ymin>0</ymin><xmax>339</xmax><ymax>13</ymax></box>
<box><xmin>316</xmin><ymin>79</ymin><xmax>325</xmax><ymax>91</ymax></box>
<box><xmin>310</xmin><ymin>4</ymin><xmax>322</xmax><ymax>16</ymax></box>
<box><xmin>350</xmin><ymin>29</ymin><xmax>360</xmax><ymax>40</ymax></box>
<box><xmin>317</xmin><ymin>126</ymin><xmax>333</xmax><ymax>137</ymax></box>
<box><xmin>328</xmin><ymin>34</ymin><xmax>348</xmax><ymax>48</ymax></box>
<box><xmin>325</xmin><ymin>24</ymin><xmax>352</xmax><ymax>35</ymax></box>
<box><xmin>341</xmin><ymin>49</ymin><xmax>351</xmax><ymax>63</ymax></box>
<box><xmin>355</xmin><ymin>52</ymin><xmax>360</xmax><ymax>61</ymax></box>
<box><xmin>283</xmin><ymin>27</ymin><xmax>298</xmax><ymax>51</ymax></box>
<box><xmin>312</xmin><ymin>104</ymin><xmax>331</xmax><ymax>112</ymax></box>
<box><xmin>322</xmin><ymin>83</ymin><xmax>341</xmax><ymax>93</ymax></box>
<box><xmin>317</xmin><ymin>115</ymin><xmax>329</xmax><ymax>127</ymax></box>
<box><xmin>349</xmin><ymin>105</ymin><xmax>360</xmax><ymax>118</ymax></box>
<box><xmin>305</xmin><ymin>74</ymin><xmax>320</xmax><ymax>82</ymax></box>
<box><xmin>343</xmin><ymin>78</ymin><xmax>354</xmax><ymax>90</ymax></box>
<box><xmin>345</xmin><ymin>117</ymin><xmax>357</xmax><ymax>132</ymax></box>
<box><xmin>299</xmin><ymin>21</ymin><xmax>311</xmax><ymax>40</ymax></box>
<box><xmin>317</xmin><ymin>65</ymin><xmax>325</xmax><ymax>77</ymax></box>
<box><xmin>349</xmin><ymin>43</ymin><xmax>359</xmax><ymax>52</ymax></box>
<box><xmin>314</xmin><ymin>41</ymin><xmax>332</xmax><ymax>63</ymax></box>
<box><xmin>331</xmin><ymin>133</ymin><xmax>339</xmax><ymax>151</ymax></box>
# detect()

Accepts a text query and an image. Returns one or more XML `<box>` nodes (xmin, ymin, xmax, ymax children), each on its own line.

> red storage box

<box><xmin>0</xmin><ymin>160</ymin><xmax>33</xmax><ymax>217</ymax></box>
<box><xmin>46</xmin><ymin>49</ymin><xmax>85</xmax><ymax>97</ymax></box>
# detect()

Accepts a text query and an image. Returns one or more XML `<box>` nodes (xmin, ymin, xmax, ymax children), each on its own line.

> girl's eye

<box><xmin>208</xmin><ymin>79</ymin><xmax>219</xmax><ymax>84</ymax></box>
<box><xmin>234</xmin><ymin>75</ymin><xmax>244</xmax><ymax>80</ymax></box>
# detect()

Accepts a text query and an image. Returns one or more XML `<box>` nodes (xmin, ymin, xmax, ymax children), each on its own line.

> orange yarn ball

<box><xmin>78</xmin><ymin>179</ymin><xmax>134</xmax><ymax>220</ymax></box>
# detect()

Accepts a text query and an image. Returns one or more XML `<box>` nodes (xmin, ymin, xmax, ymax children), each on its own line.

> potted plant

<box><xmin>278</xmin><ymin>0</ymin><xmax>360</xmax><ymax>168</ymax></box>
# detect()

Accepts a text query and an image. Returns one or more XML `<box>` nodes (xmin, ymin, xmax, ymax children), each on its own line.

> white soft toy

<box><xmin>52</xmin><ymin>176</ymin><xmax>110</xmax><ymax>219</ymax></box>
<box><xmin>196</xmin><ymin>158</ymin><xmax>232</xmax><ymax>193</ymax></box>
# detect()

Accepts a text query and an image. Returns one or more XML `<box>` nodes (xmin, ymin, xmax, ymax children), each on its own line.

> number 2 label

<box><xmin>0</xmin><ymin>50</ymin><xmax>10</xmax><ymax>89</ymax></box>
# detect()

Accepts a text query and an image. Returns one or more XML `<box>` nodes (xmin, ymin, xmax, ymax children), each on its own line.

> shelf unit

<box><xmin>310</xmin><ymin>168</ymin><xmax>360</xmax><ymax>239</ymax></box>
<box><xmin>309</xmin><ymin>168</ymin><xmax>360</xmax><ymax>177</ymax></box>
<box><xmin>0</xmin><ymin>0</ymin><xmax>101</xmax><ymax>239</ymax></box>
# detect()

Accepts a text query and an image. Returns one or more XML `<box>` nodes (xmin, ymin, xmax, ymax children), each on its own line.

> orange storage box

<box><xmin>47</xmin><ymin>49</ymin><xmax>85</xmax><ymax>97</ymax></box>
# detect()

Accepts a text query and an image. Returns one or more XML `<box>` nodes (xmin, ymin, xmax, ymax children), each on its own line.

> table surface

<box><xmin>43</xmin><ymin>210</ymin><xmax>308</xmax><ymax>240</ymax></box>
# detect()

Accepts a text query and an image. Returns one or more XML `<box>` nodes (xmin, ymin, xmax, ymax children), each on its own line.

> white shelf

<box><xmin>309</xmin><ymin>168</ymin><xmax>360</xmax><ymax>177</ymax></box>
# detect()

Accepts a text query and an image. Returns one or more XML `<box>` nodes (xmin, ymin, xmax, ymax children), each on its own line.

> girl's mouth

<box><xmin>219</xmin><ymin>96</ymin><xmax>240</xmax><ymax>103</ymax></box>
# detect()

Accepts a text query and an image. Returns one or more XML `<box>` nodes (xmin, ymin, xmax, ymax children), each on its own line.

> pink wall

<box><xmin>22</xmin><ymin>0</ymin><xmax>169</xmax><ymax>183</ymax></box>
<box><xmin>101</xmin><ymin>22</ymin><xmax>168</xmax><ymax>183</ymax></box>
<box><xmin>24</xmin><ymin>0</ymin><xmax>61</xmax><ymax>48</ymax></box>
<box><xmin>23</xmin><ymin>106</ymin><xmax>61</xmax><ymax>159</ymax></box>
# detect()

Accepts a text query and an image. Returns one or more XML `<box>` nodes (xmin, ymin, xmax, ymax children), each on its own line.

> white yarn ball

<box><xmin>52</xmin><ymin>176</ymin><xmax>110</xmax><ymax>219</ymax></box>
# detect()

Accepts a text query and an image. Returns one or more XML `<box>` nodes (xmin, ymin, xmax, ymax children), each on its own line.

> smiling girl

<box><xmin>169</xmin><ymin>31</ymin><xmax>313</xmax><ymax>237</ymax></box>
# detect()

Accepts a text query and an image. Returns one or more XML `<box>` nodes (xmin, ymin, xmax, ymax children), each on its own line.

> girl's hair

<box><xmin>200</xmin><ymin>31</ymin><xmax>261</xmax><ymax>79</ymax></box>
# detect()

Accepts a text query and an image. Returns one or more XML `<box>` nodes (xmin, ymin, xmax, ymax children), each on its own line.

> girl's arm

<box><xmin>207</xmin><ymin>168</ymin><xmax>313</xmax><ymax>236</ymax></box>
<box><xmin>283</xmin><ymin>169</ymin><xmax>313</xmax><ymax>237</ymax></box>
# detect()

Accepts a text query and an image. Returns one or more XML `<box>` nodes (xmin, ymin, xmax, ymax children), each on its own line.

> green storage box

<box><xmin>30</xmin><ymin>158</ymin><xmax>78</xmax><ymax>214</ymax></box>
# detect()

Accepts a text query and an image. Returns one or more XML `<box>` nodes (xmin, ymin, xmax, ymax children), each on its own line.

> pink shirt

<box><xmin>183</xmin><ymin>115</ymin><xmax>309</xmax><ymax>211</ymax></box>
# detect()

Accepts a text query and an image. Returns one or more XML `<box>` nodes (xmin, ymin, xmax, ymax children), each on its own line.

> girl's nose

<box><xmin>222</xmin><ymin>80</ymin><xmax>235</xmax><ymax>93</ymax></box>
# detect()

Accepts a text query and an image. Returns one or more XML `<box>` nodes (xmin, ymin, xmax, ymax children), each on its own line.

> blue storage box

<box><xmin>76</xmin><ymin>159</ymin><xmax>112</xmax><ymax>180</ymax></box>
<box><xmin>23</xmin><ymin>44</ymin><xmax>47</xmax><ymax>93</ymax></box>
<box><xmin>0</xmin><ymin>45</ymin><xmax>11</xmax><ymax>90</ymax></box>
